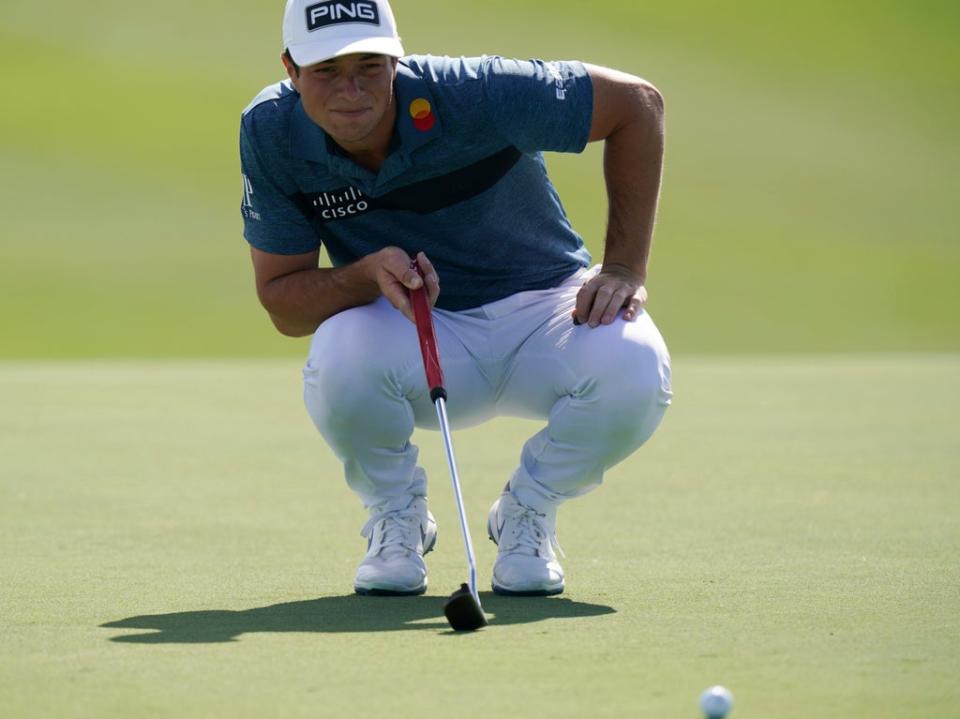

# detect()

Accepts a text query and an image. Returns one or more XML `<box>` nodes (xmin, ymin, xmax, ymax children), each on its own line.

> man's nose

<box><xmin>336</xmin><ymin>73</ymin><xmax>363</xmax><ymax>98</ymax></box>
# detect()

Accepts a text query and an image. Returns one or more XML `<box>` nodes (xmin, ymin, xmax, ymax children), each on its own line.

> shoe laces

<box><xmin>361</xmin><ymin>508</ymin><xmax>425</xmax><ymax>559</ymax></box>
<box><xmin>501</xmin><ymin>503</ymin><xmax>565</xmax><ymax>559</ymax></box>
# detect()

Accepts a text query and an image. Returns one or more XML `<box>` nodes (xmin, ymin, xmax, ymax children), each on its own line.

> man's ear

<box><xmin>281</xmin><ymin>51</ymin><xmax>300</xmax><ymax>89</ymax></box>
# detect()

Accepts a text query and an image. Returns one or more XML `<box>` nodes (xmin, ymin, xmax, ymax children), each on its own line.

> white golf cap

<box><xmin>283</xmin><ymin>0</ymin><xmax>404</xmax><ymax>67</ymax></box>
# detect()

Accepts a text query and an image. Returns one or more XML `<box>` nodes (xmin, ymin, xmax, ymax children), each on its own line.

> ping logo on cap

<box><xmin>306</xmin><ymin>1</ymin><xmax>380</xmax><ymax>32</ymax></box>
<box><xmin>410</xmin><ymin>98</ymin><xmax>435</xmax><ymax>132</ymax></box>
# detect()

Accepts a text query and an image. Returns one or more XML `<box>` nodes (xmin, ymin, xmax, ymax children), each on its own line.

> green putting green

<box><xmin>1</xmin><ymin>357</ymin><xmax>957</xmax><ymax>718</ymax></box>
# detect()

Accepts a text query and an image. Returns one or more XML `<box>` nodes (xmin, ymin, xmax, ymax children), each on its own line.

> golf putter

<box><xmin>408</xmin><ymin>259</ymin><xmax>488</xmax><ymax>632</ymax></box>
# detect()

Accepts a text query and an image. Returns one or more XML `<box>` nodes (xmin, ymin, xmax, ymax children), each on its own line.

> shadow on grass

<box><xmin>101</xmin><ymin>592</ymin><xmax>615</xmax><ymax>643</ymax></box>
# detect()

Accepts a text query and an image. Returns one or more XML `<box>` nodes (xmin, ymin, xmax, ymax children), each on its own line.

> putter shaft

<box><xmin>433</xmin><ymin>396</ymin><xmax>482</xmax><ymax>609</ymax></box>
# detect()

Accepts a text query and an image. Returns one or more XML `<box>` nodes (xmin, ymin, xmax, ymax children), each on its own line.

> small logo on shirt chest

<box><xmin>310</xmin><ymin>187</ymin><xmax>373</xmax><ymax>221</ymax></box>
<box><xmin>305</xmin><ymin>1</ymin><xmax>380</xmax><ymax>31</ymax></box>
<box><xmin>409</xmin><ymin>98</ymin><xmax>435</xmax><ymax>132</ymax></box>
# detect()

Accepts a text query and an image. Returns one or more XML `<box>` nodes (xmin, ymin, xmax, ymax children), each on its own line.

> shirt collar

<box><xmin>288</xmin><ymin>60</ymin><xmax>442</xmax><ymax>180</ymax></box>
<box><xmin>289</xmin><ymin>99</ymin><xmax>371</xmax><ymax>181</ymax></box>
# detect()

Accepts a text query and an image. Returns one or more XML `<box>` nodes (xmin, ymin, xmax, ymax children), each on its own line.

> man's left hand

<box><xmin>573</xmin><ymin>264</ymin><xmax>647</xmax><ymax>328</ymax></box>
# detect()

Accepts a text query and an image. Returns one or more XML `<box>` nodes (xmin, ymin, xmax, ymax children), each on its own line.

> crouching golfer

<box><xmin>240</xmin><ymin>0</ymin><xmax>672</xmax><ymax>597</ymax></box>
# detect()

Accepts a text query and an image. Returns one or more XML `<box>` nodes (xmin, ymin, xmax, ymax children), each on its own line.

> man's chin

<box><xmin>327</xmin><ymin>121</ymin><xmax>376</xmax><ymax>145</ymax></box>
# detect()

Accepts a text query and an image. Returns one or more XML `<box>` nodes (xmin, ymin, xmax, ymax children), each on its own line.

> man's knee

<box><xmin>586</xmin><ymin>338</ymin><xmax>672</xmax><ymax>443</ymax></box>
<box><xmin>303</xmin><ymin>302</ymin><xmax>419</xmax><ymax>430</ymax></box>
<box><xmin>307</xmin><ymin>303</ymin><xmax>412</xmax><ymax>379</ymax></box>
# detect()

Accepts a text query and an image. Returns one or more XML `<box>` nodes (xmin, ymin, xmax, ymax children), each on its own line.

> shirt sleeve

<box><xmin>239</xmin><ymin>116</ymin><xmax>320</xmax><ymax>255</ymax></box>
<box><xmin>480</xmin><ymin>57</ymin><xmax>594</xmax><ymax>154</ymax></box>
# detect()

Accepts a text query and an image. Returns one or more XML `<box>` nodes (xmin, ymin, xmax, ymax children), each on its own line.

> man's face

<box><xmin>285</xmin><ymin>53</ymin><xmax>398</xmax><ymax>153</ymax></box>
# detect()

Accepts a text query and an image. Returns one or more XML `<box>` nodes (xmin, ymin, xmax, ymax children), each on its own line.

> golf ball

<box><xmin>699</xmin><ymin>686</ymin><xmax>734</xmax><ymax>718</ymax></box>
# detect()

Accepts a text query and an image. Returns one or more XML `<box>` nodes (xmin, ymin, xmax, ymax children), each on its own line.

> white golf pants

<box><xmin>302</xmin><ymin>268</ymin><xmax>672</xmax><ymax>514</ymax></box>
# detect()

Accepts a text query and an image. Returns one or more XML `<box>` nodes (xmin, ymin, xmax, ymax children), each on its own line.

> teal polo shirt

<box><xmin>239</xmin><ymin>55</ymin><xmax>594</xmax><ymax>311</ymax></box>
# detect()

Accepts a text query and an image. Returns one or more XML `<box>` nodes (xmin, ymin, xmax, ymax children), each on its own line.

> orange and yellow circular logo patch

<box><xmin>409</xmin><ymin>98</ymin><xmax>435</xmax><ymax>132</ymax></box>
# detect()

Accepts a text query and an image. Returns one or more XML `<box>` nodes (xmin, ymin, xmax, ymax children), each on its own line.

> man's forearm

<box><xmin>259</xmin><ymin>257</ymin><xmax>380</xmax><ymax>337</ymax></box>
<box><xmin>602</xmin><ymin>84</ymin><xmax>665</xmax><ymax>282</ymax></box>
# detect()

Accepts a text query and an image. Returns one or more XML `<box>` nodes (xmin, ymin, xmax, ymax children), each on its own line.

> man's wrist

<box><xmin>331</xmin><ymin>253</ymin><xmax>381</xmax><ymax>301</ymax></box>
<box><xmin>601</xmin><ymin>260</ymin><xmax>647</xmax><ymax>285</ymax></box>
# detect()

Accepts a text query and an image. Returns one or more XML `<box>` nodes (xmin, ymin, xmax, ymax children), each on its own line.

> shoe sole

<box><xmin>491</xmin><ymin>582</ymin><xmax>564</xmax><ymax>597</ymax></box>
<box><xmin>354</xmin><ymin>584</ymin><xmax>428</xmax><ymax>597</ymax></box>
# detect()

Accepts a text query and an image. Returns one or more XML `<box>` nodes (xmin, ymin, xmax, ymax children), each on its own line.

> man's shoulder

<box><xmin>242</xmin><ymin>79</ymin><xmax>298</xmax><ymax>117</ymax></box>
<box><xmin>240</xmin><ymin>79</ymin><xmax>302</xmax><ymax>168</ymax></box>
<box><xmin>400</xmin><ymin>54</ymin><xmax>580</xmax><ymax>84</ymax></box>
<box><xmin>401</xmin><ymin>54</ymin><xmax>486</xmax><ymax>83</ymax></box>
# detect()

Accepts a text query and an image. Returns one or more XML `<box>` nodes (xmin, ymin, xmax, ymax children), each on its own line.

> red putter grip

<box><xmin>409</xmin><ymin>260</ymin><xmax>447</xmax><ymax>403</ymax></box>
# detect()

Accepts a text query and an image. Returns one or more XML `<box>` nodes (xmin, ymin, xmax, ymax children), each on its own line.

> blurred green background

<box><xmin>1</xmin><ymin>0</ymin><xmax>958</xmax><ymax>358</ymax></box>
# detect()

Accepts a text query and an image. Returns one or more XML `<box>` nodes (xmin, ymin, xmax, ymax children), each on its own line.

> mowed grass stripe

<box><xmin>1</xmin><ymin>356</ymin><xmax>957</xmax><ymax>718</ymax></box>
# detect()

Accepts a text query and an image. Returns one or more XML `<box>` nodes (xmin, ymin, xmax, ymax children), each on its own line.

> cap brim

<box><xmin>288</xmin><ymin>36</ymin><xmax>404</xmax><ymax>67</ymax></box>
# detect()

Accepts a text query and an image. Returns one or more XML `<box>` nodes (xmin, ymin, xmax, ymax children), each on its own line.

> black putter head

<box><xmin>443</xmin><ymin>583</ymin><xmax>487</xmax><ymax>632</ymax></box>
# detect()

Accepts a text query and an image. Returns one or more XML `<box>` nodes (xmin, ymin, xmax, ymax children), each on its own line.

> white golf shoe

<box><xmin>487</xmin><ymin>492</ymin><xmax>565</xmax><ymax>596</ymax></box>
<box><xmin>354</xmin><ymin>497</ymin><xmax>437</xmax><ymax>596</ymax></box>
